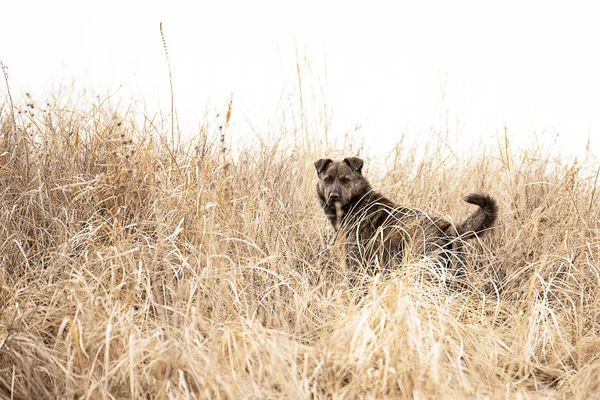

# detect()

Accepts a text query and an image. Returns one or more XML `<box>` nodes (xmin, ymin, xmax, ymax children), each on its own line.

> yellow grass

<box><xmin>1</xmin><ymin>89</ymin><xmax>600</xmax><ymax>399</ymax></box>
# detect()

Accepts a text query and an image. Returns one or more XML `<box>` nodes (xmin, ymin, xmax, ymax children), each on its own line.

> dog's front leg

<box><xmin>345</xmin><ymin>240</ymin><xmax>364</xmax><ymax>288</ymax></box>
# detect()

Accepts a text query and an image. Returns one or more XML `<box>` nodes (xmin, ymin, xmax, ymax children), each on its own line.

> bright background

<box><xmin>2</xmin><ymin>0</ymin><xmax>599</xmax><ymax>160</ymax></box>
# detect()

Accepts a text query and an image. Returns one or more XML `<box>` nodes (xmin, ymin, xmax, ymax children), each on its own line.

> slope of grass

<box><xmin>1</xmin><ymin>93</ymin><xmax>600</xmax><ymax>399</ymax></box>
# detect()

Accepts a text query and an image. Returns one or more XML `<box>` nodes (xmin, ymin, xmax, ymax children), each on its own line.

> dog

<box><xmin>315</xmin><ymin>157</ymin><xmax>498</xmax><ymax>285</ymax></box>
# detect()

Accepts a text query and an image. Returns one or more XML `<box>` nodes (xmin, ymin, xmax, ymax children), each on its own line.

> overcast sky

<box><xmin>2</xmin><ymin>0</ymin><xmax>599</xmax><ymax>161</ymax></box>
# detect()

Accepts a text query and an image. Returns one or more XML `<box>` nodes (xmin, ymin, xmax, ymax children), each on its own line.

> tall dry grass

<box><xmin>1</xmin><ymin>87</ymin><xmax>600</xmax><ymax>399</ymax></box>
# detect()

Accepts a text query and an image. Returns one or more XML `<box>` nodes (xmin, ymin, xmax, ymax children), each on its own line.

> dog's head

<box><xmin>314</xmin><ymin>157</ymin><xmax>370</xmax><ymax>210</ymax></box>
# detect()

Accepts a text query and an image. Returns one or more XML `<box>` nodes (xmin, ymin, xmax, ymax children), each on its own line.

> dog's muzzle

<box><xmin>326</xmin><ymin>193</ymin><xmax>340</xmax><ymax>207</ymax></box>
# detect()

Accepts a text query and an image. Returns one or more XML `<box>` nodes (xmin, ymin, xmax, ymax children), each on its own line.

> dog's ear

<box><xmin>314</xmin><ymin>158</ymin><xmax>333</xmax><ymax>174</ymax></box>
<box><xmin>343</xmin><ymin>157</ymin><xmax>364</xmax><ymax>173</ymax></box>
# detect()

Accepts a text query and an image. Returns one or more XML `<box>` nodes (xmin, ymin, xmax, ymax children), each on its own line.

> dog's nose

<box><xmin>329</xmin><ymin>192</ymin><xmax>339</xmax><ymax>200</ymax></box>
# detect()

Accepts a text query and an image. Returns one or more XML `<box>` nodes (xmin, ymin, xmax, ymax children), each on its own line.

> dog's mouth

<box><xmin>325</xmin><ymin>197</ymin><xmax>345</xmax><ymax>208</ymax></box>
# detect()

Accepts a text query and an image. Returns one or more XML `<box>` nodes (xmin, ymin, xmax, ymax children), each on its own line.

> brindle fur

<box><xmin>315</xmin><ymin>157</ymin><xmax>498</xmax><ymax>285</ymax></box>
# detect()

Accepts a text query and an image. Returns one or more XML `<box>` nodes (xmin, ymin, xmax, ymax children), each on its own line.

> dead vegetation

<box><xmin>1</xmin><ymin>88</ymin><xmax>600</xmax><ymax>399</ymax></box>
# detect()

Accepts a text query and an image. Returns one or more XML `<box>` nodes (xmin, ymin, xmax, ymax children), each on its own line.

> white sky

<box><xmin>2</xmin><ymin>0</ymin><xmax>599</xmax><ymax>161</ymax></box>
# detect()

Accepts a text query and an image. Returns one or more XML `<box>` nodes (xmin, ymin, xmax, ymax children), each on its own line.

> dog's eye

<box><xmin>323</xmin><ymin>177</ymin><xmax>333</xmax><ymax>184</ymax></box>
<box><xmin>339</xmin><ymin>177</ymin><xmax>350</xmax><ymax>184</ymax></box>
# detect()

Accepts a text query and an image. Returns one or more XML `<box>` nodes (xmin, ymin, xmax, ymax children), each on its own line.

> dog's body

<box><xmin>315</xmin><ymin>157</ymin><xmax>497</xmax><ymax>282</ymax></box>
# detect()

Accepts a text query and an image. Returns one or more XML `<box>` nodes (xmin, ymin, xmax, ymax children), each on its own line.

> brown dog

<box><xmin>315</xmin><ymin>157</ymin><xmax>497</xmax><ymax>284</ymax></box>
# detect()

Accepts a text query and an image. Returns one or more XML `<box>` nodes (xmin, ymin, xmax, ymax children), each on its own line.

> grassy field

<box><xmin>1</xmin><ymin>89</ymin><xmax>600</xmax><ymax>399</ymax></box>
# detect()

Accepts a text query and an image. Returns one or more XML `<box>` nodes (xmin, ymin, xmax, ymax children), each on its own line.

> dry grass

<box><xmin>1</xmin><ymin>89</ymin><xmax>600</xmax><ymax>400</ymax></box>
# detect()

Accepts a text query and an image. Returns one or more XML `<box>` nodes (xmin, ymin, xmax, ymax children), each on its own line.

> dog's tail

<box><xmin>454</xmin><ymin>193</ymin><xmax>498</xmax><ymax>240</ymax></box>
